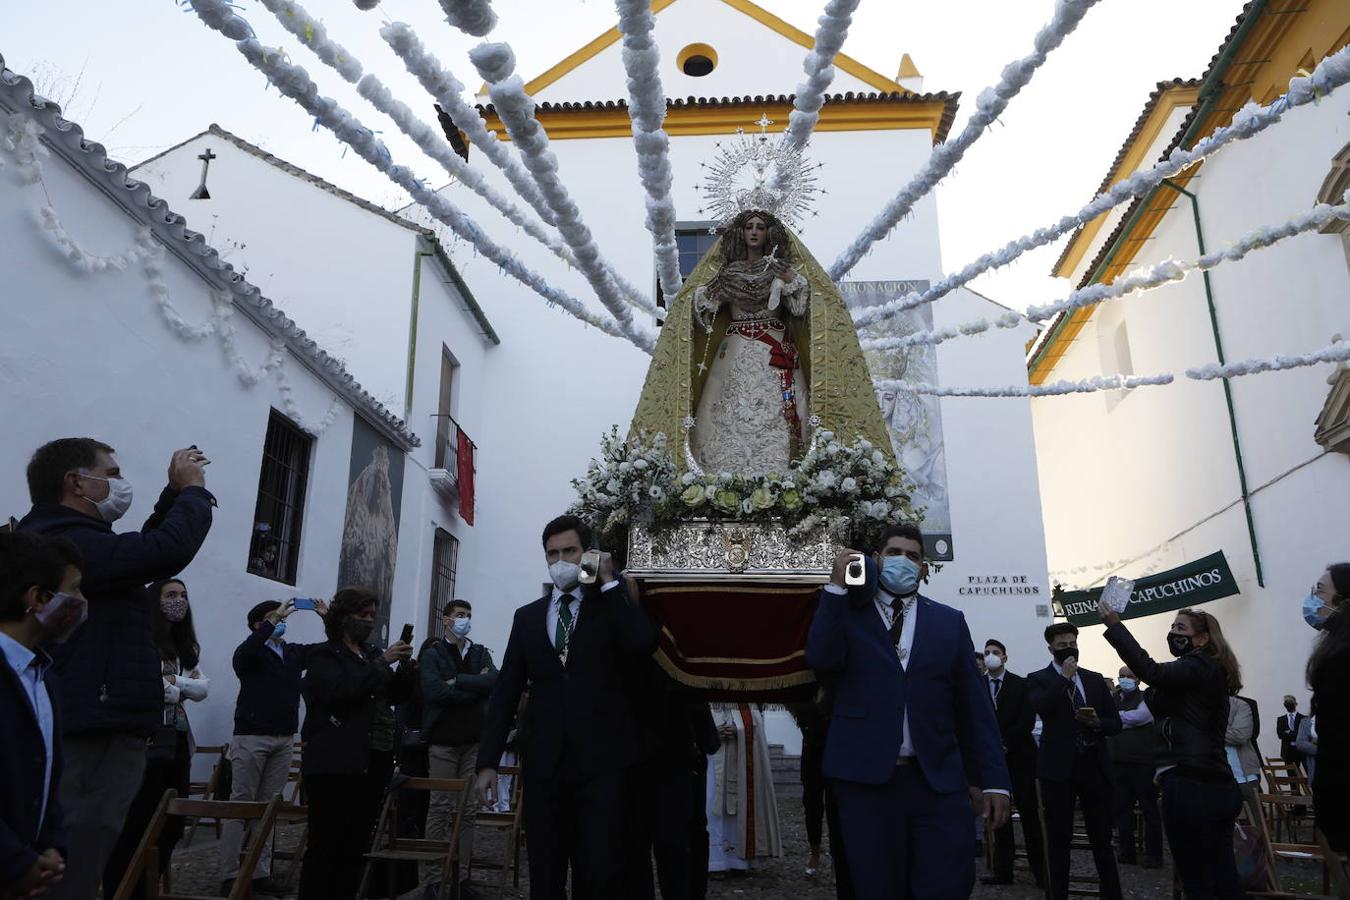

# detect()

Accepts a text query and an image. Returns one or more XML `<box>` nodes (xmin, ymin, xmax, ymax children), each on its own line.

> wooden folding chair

<box><xmin>112</xmin><ymin>792</ymin><xmax>283</xmax><ymax>900</ymax></box>
<box><xmin>355</xmin><ymin>776</ymin><xmax>473</xmax><ymax>900</ymax></box>
<box><xmin>183</xmin><ymin>745</ymin><xmax>229</xmax><ymax>845</ymax></box>
<box><xmin>1315</xmin><ymin>829</ymin><xmax>1350</xmax><ymax>900</ymax></box>
<box><xmin>1251</xmin><ymin>793</ymin><xmax>1340</xmax><ymax>899</ymax></box>
<box><xmin>471</xmin><ymin>764</ymin><xmax>527</xmax><ymax>897</ymax></box>
<box><xmin>1263</xmin><ymin>760</ymin><xmax>1315</xmax><ymax>842</ymax></box>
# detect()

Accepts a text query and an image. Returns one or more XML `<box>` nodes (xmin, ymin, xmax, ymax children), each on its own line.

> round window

<box><xmin>677</xmin><ymin>43</ymin><xmax>718</xmax><ymax>78</ymax></box>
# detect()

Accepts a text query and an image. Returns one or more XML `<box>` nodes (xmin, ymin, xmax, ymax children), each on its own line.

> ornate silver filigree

<box><xmin>697</xmin><ymin>114</ymin><xmax>822</xmax><ymax>229</ymax></box>
<box><xmin>627</xmin><ymin>518</ymin><xmax>843</xmax><ymax>581</ymax></box>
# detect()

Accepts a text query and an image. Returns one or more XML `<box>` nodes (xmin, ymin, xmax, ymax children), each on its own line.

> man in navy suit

<box><xmin>1027</xmin><ymin>623</ymin><xmax>1123</xmax><ymax>900</ymax></box>
<box><xmin>806</xmin><ymin>523</ymin><xmax>1011</xmax><ymax>899</ymax></box>
<box><xmin>0</xmin><ymin>531</ymin><xmax>88</xmax><ymax>900</ymax></box>
<box><xmin>474</xmin><ymin>515</ymin><xmax>658</xmax><ymax>900</ymax></box>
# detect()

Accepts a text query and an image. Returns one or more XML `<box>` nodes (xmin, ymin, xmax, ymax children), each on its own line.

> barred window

<box><xmin>247</xmin><ymin>411</ymin><xmax>311</xmax><ymax>584</ymax></box>
<box><xmin>427</xmin><ymin>527</ymin><xmax>460</xmax><ymax>639</ymax></box>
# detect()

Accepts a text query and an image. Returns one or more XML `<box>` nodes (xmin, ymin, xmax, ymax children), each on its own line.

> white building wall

<box><xmin>1032</xmin><ymin>88</ymin><xmax>1350</xmax><ymax>758</ymax></box>
<box><xmin>132</xmin><ymin>136</ymin><xmax>419</xmax><ymax>412</ymax></box>
<box><xmin>0</xmin><ymin>131</ymin><xmax>377</xmax><ymax>750</ymax></box>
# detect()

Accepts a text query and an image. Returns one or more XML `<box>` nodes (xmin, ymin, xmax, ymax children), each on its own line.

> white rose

<box><xmin>606</xmin><ymin>479</ymin><xmax>622</xmax><ymax>494</ymax></box>
<box><xmin>634</xmin><ymin>458</ymin><xmax>649</xmax><ymax>470</ymax></box>
<box><xmin>814</xmin><ymin>471</ymin><xmax>837</xmax><ymax>490</ymax></box>
<box><xmin>872</xmin><ymin>450</ymin><xmax>886</xmax><ymax>465</ymax></box>
<box><xmin>841</xmin><ymin>477</ymin><xmax>858</xmax><ymax>493</ymax></box>
<box><xmin>682</xmin><ymin>471</ymin><xmax>698</xmax><ymax>486</ymax></box>
<box><xmin>618</xmin><ymin>461</ymin><xmax>633</xmax><ymax>475</ymax></box>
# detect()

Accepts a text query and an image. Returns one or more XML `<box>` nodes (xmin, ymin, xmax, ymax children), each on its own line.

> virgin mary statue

<box><xmin>630</xmin><ymin>209</ymin><xmax>891</xmax><ymax>477</ymax></box>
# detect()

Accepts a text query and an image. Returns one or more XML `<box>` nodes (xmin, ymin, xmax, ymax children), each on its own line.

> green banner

<box><xmin>1053</xmin><ymin>551</ymin><xmax>1239</xmax><ymax>626</ymax></box>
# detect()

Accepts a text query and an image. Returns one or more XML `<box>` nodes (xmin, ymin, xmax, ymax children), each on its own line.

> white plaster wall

<box><xmin>132</xmin><ymin>135</ymin><xmax>418</xmax><ymax>412</ymax></box>
<box><xmin>525</xmin><ymin>0</ymin><xmax>885</xmax><ymax>105</ymax></box>
<box><xmin>1031</xmin><ymin>88</ymin><xmax>1350</xmax><ymax>758</ymax></box>
<box><xmin>0</xmin><ymin>139</ymin><xmax>369</xmax><ymax>751</ymax></box>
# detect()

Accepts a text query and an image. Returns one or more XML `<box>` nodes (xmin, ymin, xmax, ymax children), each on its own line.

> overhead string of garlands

<box><xmin>779</xmin><ymin>0</ymin><xmax>861</xmax><ymax>154</ymax></box>
<box><xmin>185</xmin><ymin>0</ymin><xmax>651</xmax><ymax>350</ymax></box>
<box><xmin>257</xmin><ymin>0</ymin><xmax>655</xmax><ymax>316</ymax></box>
<box><xmin>470</xmin><ymin>41</ymin><xmax>655</xmax><ymax>351</ymax></box>
<box><xmin>830</xmin><ymin>0</ymin><xmax>1101</xmax><ymax>281</ymax></box>
<box><xmin>860</xmin><ymin>193</ymin><xmax>1350</xmax><ymax>354</ymax></box>
<box><xmin>614</xmin><ymin>0</ymin><xmax>682</xmax><ymax>301</ymax></box>
<box><xmin>374</xmin><ymin>23</ymin><xmax>650</xmax><ymax>312</ymax></box>
<box><xmin>851</xmin><ymin>44</ymin><xmax>1350</xmax><ymax>333</ymax></box>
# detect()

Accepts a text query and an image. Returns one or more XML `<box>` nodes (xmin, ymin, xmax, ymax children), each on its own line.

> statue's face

<box><xmin>742</xmin><ymin>216</ymin><xmax>769</xmax><ymax>250</ymax></box>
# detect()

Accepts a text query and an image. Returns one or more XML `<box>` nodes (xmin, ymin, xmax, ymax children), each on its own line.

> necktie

<box><xmin>554</xmin><ymin>594</ymin><xmax>575</xmax><ymax>654</ymax></box>
<box><xmin>992</xmin><ymin>678</ymin><xmax>1002</xmax><ymax>704</ymax></box>
<box><xmin>888</xmin><ymin>597</ymin><xmax>906</xmax><ymax>646</ymax></box>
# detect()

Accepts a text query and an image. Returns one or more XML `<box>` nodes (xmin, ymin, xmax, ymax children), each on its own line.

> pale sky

<box><xmin>3</xmin><ymin>0</ymin><xmax>1244</xmax><ymax>315</ymax></box>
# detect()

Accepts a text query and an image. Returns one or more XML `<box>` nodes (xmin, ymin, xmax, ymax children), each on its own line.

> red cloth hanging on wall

<box><xmin>457</xmin><ymin>430</ymin><xmax>475</xmax><ymax>526</ymax></box>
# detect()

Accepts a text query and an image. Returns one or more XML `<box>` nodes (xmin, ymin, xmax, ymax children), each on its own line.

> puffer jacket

<box><xmin>18</xmin><ymin>485</ymin><xmax>214</xmax><ymax>736</ymax></box>
<box><xmin>1104</xmin><ymin>620</ymin><xmax>1230</xmax><ymax>781</ymax></box>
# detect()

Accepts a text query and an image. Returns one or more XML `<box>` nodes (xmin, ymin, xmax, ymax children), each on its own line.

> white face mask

<box><xmin>549</xmin><ymin>560</ymin><xmax>581</xmax><ymax>591</ymax></box>
<box><xmin>33</xmin><ymin>591</ymin><xmax>88</xmax><ymax>644</ymax></box>
<box><xmin>984</xmin><ymin>653</ymin><xmax>1004</xmax><ymax>672</ymax></box>
<box><xmin>79</xmin><ymin>473</ymin><xmax>133</xmax><ymax>523</ymax></box>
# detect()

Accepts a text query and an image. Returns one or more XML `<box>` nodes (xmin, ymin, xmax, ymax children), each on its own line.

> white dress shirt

<box><xmin>872</xmin><ymin>588</ymin><xmax>918</xmax><ymax>757</ymax></box>
<box><xmin>546</xmin><ymin>581</ymin><xmax>619</xmax><ymax>650</ymax></box>
<box><xmin>1119</xmin><ymin>698</ymin><xmax>1153</xmax><ymax>728</ymax></box>
<box><xmin>0</xmin><ymin>632</ymin><xmax>54</xmax><ymax>831</ymax></box>
<box><xmin>1051</xmin><ymin>659</ymin><xmax>1088</xmax><ymax>703</ymax></box>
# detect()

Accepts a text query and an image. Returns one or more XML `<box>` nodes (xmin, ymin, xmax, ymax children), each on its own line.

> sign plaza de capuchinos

<box><xmin>1054</xmin><ymin>552</ymin><xmax>1240</xmax><ymax>627</ymax></box>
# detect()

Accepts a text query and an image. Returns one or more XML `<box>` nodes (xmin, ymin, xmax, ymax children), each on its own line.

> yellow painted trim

<box><xmin>1032</xmin><ymin>0</ymin><xmax>1350</xmax><ymax>385</ymax></box>
<box><xmin>675</xmin><ymin>42</ymin><xmax>719</xmax><ymax>75</ymax></box>
<box><xmin>1051</xmin><ymin>84</ymin><xmax>1200</xmax><ymax>281</ymax></box>
<box><xmin>897</xmin><ymin>53</ymin><xmax>922</xmax><ymax>81</ymax></box>
<box><xmin>479</xmin><ymin>96</ymin><xmax>948</xmax><ymax>142</ymax></box>
<box><xmin>518</xmin><ymin>0</ymin><xmax>907</xmax><ymax>99</ymax></box>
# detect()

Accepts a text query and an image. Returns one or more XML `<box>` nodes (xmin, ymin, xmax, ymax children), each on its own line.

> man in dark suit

<box><xmin>1277</xmin><ymin>695</ymin><xmax>1306</xmax><ymax>771</ymax></box>
<box><xmin>0</xmin><ymin>531</ymin><xmax>87</xmax><ymax>900</ymax></box>
<box><xmin>475</xmin><ymin>515</ymin><xmax>658</xmax><ymax>900</ymax></box>
<box><xmin>981</xmin><ymin>639</ymin><xmax>1046</xmax><ymax>888</ymax></box>
<box><xmin>1028</xmin><ymin>623</ymin><xmax>1123</xmax><ymax>900</ymax></box>
<box><xmin>806</xmin><ymin>524</ymin><xmax>1010</xmax><ymax>899</ymax></box>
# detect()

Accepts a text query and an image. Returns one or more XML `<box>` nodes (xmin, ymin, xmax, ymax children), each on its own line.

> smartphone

<box><xmin>844</xmin><ymin>553</ymin><xmax>866</xmax><ymax>586</ymax></box>
<box><xmin>291</xmin><ymin>597</ymin><xmax>317</xmax><ymax>611</ymax></box>
<box><xmin>399</xmin><ymin>623</ymin><xmax>414</xmax><ymax>645</ymax></box>
<box><xmin>578</xmin><ymin>549</ymin><xmax>601</xmax><ymax>585</ymax></box>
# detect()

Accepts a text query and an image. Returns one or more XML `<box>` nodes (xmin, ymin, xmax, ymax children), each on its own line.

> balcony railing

<box><xmin>431</xmin><ymin>413</ymin><xmax>476</xmax><ymax>485</ymax></box>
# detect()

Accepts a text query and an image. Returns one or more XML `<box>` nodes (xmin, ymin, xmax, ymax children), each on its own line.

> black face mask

<box><xmin>1166</xmin><ymin>632</ymin><xmax>1193</xmax><ymax>658</ymax></box>
<box><xmin>1052</xmin><ymin>646</ymin><xmax>1078</xmax><ymax>665</ymax></box>
<box><xmin>1284</xmin><ymin>703</ymin><xmax>1297</xmax><ymax>712</ymax></box>
<box><xmin>345</xmin><ymin>618</ymin><xmax>375</xmax><ymax>645</ymax></box>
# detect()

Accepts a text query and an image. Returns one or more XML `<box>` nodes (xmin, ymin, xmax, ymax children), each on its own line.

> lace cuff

<box><xmin>768</xmin><ymin>273</ymin><xmax>809</xmax><ymax>316</ymax></box>
<box><xmin>693</xmin><ymin>285</ymin><xmax>720</xmax><ymax>330</ymax></box>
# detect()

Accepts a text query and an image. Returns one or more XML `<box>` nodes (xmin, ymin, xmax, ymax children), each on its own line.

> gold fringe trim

<box><xmin>653</xmin><ymin>649</ymin><xmax>818</xmax><ymax>692</ymax></box>
<box><xmin>659</xmin><ymin>626</ymin><xmax>807</xmax><ymax>665</ymax></box>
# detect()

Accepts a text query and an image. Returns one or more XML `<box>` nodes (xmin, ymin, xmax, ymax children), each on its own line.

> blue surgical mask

<box><xmin>271</xmin><ymin>621</ymin><xmax>286</xmax><ymax>640</ymax></box>
<box><xmin>1118</xmin><ymin>678</ymin><xmax>1137</xmax><ymax>692</ymax></box>
<box><xmin>879</xmin><ymin>556</ymin><xmax>920</xmax><ymax>597</ymax></box>
<box><xmin>1304</xmin><ymin>593</ymin><xmax>1330</xmax><ymax>630</ymax></box>
<box><xmin>451</xmin><ymin>617</ymin><xmax>472</xmax><ymax>638</ymax></box>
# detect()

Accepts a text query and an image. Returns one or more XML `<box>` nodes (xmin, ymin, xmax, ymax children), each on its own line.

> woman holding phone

<box><xmin>299</xmin><ymin>587</ymin><xmax>415</xmax><ymax>900</ymax></box>
<box><xmin>1097</xmin><ymin>602</ymin><xmax>1242</xmax><ymax>899</ymax></box>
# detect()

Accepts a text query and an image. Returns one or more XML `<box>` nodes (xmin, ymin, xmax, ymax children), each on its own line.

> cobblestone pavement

<box><xmin>162</xmin><ymin>773</ymin><xmax>1320</xmax><ymax>899</ymax></box>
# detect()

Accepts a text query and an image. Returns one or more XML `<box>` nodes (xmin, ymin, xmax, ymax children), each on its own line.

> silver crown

<box><xmin>697</xmin><ymin>114</ymin><xmax>823</xmax><ymax>229</ymax></box>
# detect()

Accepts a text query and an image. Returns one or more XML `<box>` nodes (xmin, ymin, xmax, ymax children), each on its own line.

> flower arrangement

<box><xmin>571</xmin><ymin>427</ymin><xmax>922</xmax><ymax>548</ymax></box>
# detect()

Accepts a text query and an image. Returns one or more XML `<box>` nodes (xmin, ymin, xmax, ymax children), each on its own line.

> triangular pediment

<box><xmin>519</xmin><ymin>0</ymin><xmax>908</xmax><ymax>106</ymax></box>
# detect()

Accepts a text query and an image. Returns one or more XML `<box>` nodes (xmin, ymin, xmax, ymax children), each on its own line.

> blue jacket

<box><xmin>0</xmin><ymin>655</ymin><xmax>65</xmax><ymax>889</ymax></box>
<box><xmin>1026</xmin><ymin>662</ymin><xmax>1122</xmax><ymax>780</ymax></box>
<box><xmin>19</xmin><ymin>486</ymin><xmax>215</xmax><ymax>735</ymax></box>
<box><xmin>806</xmin><ymin>560</ymin><xmax>1010</xmax><ymax>794</ymax></box>
<box><xmin>232</xmin><ymin>620</ymin><xmax>322</xmax><ymax>737</ymax></box>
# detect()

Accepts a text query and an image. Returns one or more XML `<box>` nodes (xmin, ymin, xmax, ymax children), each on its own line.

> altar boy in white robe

<box><xmin>706</xmin><ymin>702</ymin><xmax>782</xmax><ymax>872</ymax></box>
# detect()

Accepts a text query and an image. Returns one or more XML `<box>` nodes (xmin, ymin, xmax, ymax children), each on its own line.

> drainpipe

<box><xmin>406</xmin><ymin>241</ymin><xmax>435</xmax><ymax>422</ymax></box>
<box><xmin>1158</xmin><ymin>178</ymin><xmax>1264</xmax><ymax>587</ymax></box>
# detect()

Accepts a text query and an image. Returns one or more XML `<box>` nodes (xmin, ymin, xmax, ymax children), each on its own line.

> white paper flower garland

<box><xmin>860</xmin><ymin>194</ymin><xmax>1350</xmax><ymax>353</ymax></box>
<box><xmin>379</xmin><ymin>23</ymin><xmax>656</xmax><ymax>315</ymax></box>
<box><xmin>781</xmin><ymin>0</ymin><xmax>861</xmax><ymax>154</ymax></box>
<box><xmin>852</xmin><ymin>43</ymin><xmax>1350</xmax><ymax>331</ymax></box>
<box><xmin>471</xmin><ymin>42</ymin><xmax>655</xmax><ymax>352</ymax></box>
<box><xmin>615</xmin><ymin>0</ymin><xmax>682</xmax><ymax>300</ymax></box>
<box><xmin>831</xmin><ymin>0</ymin><xmax>1100</xmax><ymax>280</ymax></box>
<box><xmin>437</xmin><ymin>0</ymin><xmax>497</xmax><ymax>38</ymax></box>
<box><xmin>186</xmin><ymin>0</ymin><xmax>644</xmax><ymax>347</ymax></box>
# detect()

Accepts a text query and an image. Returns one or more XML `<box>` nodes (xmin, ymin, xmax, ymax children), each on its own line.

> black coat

<box><xmin>420</xmin><ymin>639</ymin><xmax>498</xmax><ymax>746</ymax></box>
<box><xmin>301</xmin><ymin>640</ymin><xmax>416</xmax><ymax>776</ymax></box>
<box><xmin>18</xmin><ymin>486</ymin><xmax>214</xmax><ymax>736</ymax></box>
<box><xmin>627</xmin><ymin>659</ymin><xmax>717</xmax><ymax>772</ymax></box>
<box><xmin>0</xmin><ymin>654</ymin><xmax>65</xmax><ymax>887</ymax></box>
<box><xmin>989</xmin><ymin>670</ymin><xmax>1037</xmax><ymax>767</ymax></box>
<box><xmin>232</xmin><ymin>620</ymin><xmax>322</xmax><ymax>737</ymax></box>
<box><xmin>1311</xmin><ymin>642</ymin><xmax>1350</xmax><ymax>849</ymax></box>
<box><xmin>1276</xmin><ymin>711</ymin><xmax>1307</xmax><ymax>762</ymax></box>
<box><xmin>1104</xmin><ymin>621</ymin><xmax>1230</xmax><ymax>781</ymax></box>
<box><xmin>1027</xmin><ymin>662</ymin><xmax>1122</xmax><ymax>780</ymax></box>
<box><xmin>476</xmin><ymin>581</ymin><xmax>658</xmax><ymax>781</ymax></box>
